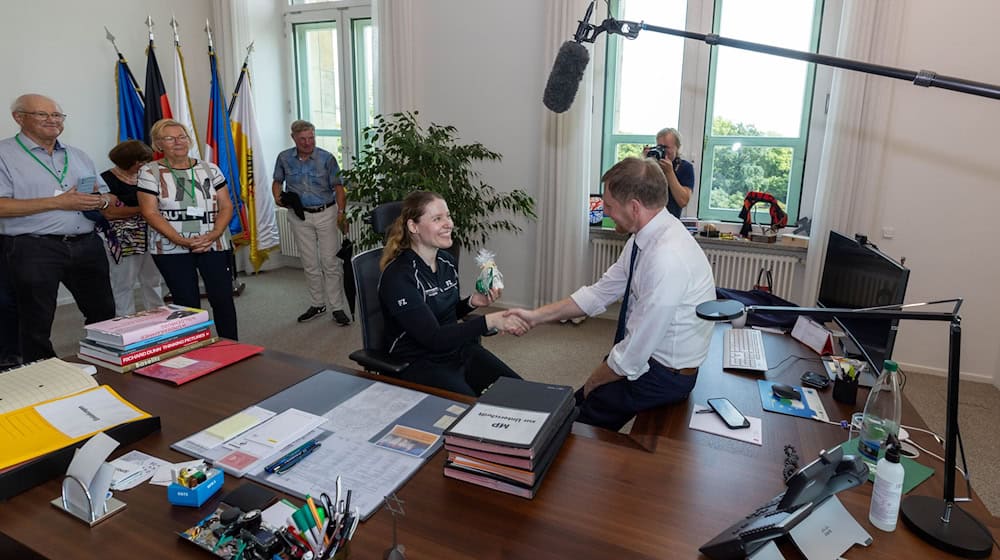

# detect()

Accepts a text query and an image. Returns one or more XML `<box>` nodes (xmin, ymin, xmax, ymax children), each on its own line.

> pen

<box><xmin>270</xmin><ymin>442</ymin><xmax>321</xmax><ymax>474</ymax></box>
<box><xmin>265</xmin><ymin>440</ymin><xmax>319</xmax><ymax>474</ymax></box>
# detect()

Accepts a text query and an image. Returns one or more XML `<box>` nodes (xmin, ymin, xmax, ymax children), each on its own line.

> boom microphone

<box><xmin>543</xmin><ymin>41</ymin><xmax>590</xmax><ymax>113</ymax></box>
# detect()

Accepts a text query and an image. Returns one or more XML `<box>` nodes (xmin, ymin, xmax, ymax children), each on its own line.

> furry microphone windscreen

<box><xmin>543</xmin><ymin>41</ymin><xmax>590</xmax><ymax>113</ymax></box>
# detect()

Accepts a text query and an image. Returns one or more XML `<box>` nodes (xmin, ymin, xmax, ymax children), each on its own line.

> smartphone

<box><xmin>707</xmin><ymin>397</ymin><xmax>750</xmax><ymax>429</ymax></box>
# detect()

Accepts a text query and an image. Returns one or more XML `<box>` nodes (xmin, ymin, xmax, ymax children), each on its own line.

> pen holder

<box><xmin>168</xmin><ymin>468</ymin><xmax>224</xmax><ymax>507</ymax></box>
<box><xmin>832</xmin><ymin>377</ymin><xmax>859</xmax><ymax>405</ymax></box>
<box><xmin>334</xmin><ymin>540</ymin><xmax>351</xmax><ymax>559</ymax></box>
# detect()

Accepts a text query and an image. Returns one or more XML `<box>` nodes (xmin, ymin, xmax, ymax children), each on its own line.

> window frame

<box><xmin>697</xmin><ymin>0</ymin><xmax>823</xmax><ymax>224</ymax></box>
<box><xmin>284</xmin><ymin>1</ymin><xmax>372</xmax><ymax>168</ymax></box>
<box><xmin>598</xmin><ymin>0</ymin><xmax>827</xmax><ymax>224</ymax></box>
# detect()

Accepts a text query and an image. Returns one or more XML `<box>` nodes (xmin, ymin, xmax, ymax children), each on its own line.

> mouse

<box><xmin>772</xmin><ymin>383</ymin><xmax>801</xmax><ymax>401</ymax></box>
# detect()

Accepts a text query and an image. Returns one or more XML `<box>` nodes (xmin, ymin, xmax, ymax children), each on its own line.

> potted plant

<box><xmin>341</xmin><ymin>111</ymin><xmax>536</xmax><ymax>253</ymax></box>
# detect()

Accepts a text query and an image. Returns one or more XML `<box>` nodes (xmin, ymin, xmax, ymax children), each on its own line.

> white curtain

<box><xmin>373</xmin><ymin>0</ymin><xmax>416</xmax><ymax>115</ymax></box>
<box><xmin>800</xmin><ymin>0</ymin><xmax>904</xmax><ymax>304</ymax></box>
<box><xmin>533</xmin><ymin>0</ymin><xmax>595</xmax><ymax>307</ymax></box>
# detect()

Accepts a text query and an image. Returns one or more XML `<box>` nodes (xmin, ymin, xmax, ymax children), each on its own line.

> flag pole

<box><xmin>228</xmin><ymin>42</ymin><xmax>254</xmax><ymax>114</ymax></box>
<box><xmin>105</xmin><ymin>27</ymin><xmax>145</xmax><ymax>103</ymax></box>
<box><xmin>170</xmin><ymin>14</ymin><xmax>203</xmax><ymax>159</ymax></box>
<box><xmin>145</xmin><ymin>15</ymin><xmax>155</xmax><ymax>46</ymax></box>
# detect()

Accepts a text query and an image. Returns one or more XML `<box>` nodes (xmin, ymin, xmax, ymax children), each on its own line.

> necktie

<box><xmin>614</xmin><ymin>241</ymin><xmax>639</xmax><ymax>344</ymax></box>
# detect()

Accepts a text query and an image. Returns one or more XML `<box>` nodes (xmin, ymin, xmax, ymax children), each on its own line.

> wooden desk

<box><xmin>1</xmin><ymin>345</ymin><xmax>995</xmax><ymax>559</ymax></box>
<box><xmin>630</xmin><ymin>324</ymin><xmax>999</xmax><ymax>557</ymax></box>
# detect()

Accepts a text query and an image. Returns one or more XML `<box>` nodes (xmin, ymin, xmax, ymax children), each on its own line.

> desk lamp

<box><xmin>696</xmin><ymin>298</ymin><xmax>993</xmax><ymax>557</ymax></box>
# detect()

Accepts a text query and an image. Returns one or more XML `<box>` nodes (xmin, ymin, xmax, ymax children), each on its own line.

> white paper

<box><xmin>90</xmin><ymin>462</ymin><xmax>115</xmax><ymax>513</ymax></box>
<box><xmin>64</xmin><ymin>433</ymin><xmax>119</xmax><ymax>513</ymax></box>
<box><xmin>801</xmin><ymin>388</ymin><xmax>829</xmax><ymax>422</ymax></box>
<box><xmin>112</xmin><ymin>450</ymin><xmax>169</xmax><ymax>489</ymax></box>
<box><xmin>447</xmin><ymin>403</ymin><xmax>549</xmax><ymax>446</ymax></box>
<box><xmin>322</xmin><ymin>384</ymin><xmax>424</xmax><ymax>440</ymax></box>
<box><xmin>160</xmin><ymin>356</ymin><xmax>198</xmax><ymax>369</ymax></box>
<box><xmin>152</xmin><ymin>459</ymin><xmax>206</xmax><ymax>486</ymax></box>
<box><xmin>688</xmin><ymin>405</ymin><xmax>763</xmax><ymax>446</ymax></box>
<box><xmin>109</xmin><ymin>458</ymin><xmax>145</xmax><ymax>490</ymax></box>
<box><xmin>35</xmin><ymin>386</ymin><xmax>144</xmax><ymax>438</ymax></box>
<box><xmin>262</xmin><ymin>500</ymin><xmax>298</xmax><ymax>530</ymax></box>
<box><xmin>791</xmin><ymin>316</ymin><xmax>832</xmax><ymax>355</ymax></box>
<box><xmin>186</xmin><ymin>406</ymin><xmax>275</xmax><ymax>450</ymax></box>
<box><xmin>256</xmin><ymin>430</ymin><xmax>422</xmax><ymax>520</ymax></box>
<box><xmin>238</xmin><ymin>408</ymin><xmax>325</xmax><ymax>451</ymax></box>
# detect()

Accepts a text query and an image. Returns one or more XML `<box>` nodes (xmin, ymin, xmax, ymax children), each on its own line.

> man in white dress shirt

<box><xmin>507</xmin><ymin>157</ymin><xmax>716</xmax><ymax>430</ymax></box>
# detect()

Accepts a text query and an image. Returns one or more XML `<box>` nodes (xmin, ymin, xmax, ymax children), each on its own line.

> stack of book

<box><xmin>443</xmin><ymin>377</ymin><xmax>577</xmax><ymax>499</ymax></box>
<box><xmin>76</xmin><ymin>305</ymin><xmax>217</xmax><ymax>373</ymax></box>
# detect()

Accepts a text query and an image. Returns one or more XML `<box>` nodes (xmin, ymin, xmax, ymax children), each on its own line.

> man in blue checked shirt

<box><xmin>272</xmin><ymin>120</ymin><xmax>351</xmax><ymax>326</ymax></box>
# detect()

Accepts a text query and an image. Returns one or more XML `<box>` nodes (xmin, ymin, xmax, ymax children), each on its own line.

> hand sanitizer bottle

<box><xmin>869</xmin><ymin>434</ymin><xmax>904</xmax><ymax>531</ymax></box>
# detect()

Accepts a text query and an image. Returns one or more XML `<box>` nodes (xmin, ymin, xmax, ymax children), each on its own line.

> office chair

<box><xmin>348</xmin><ymin>202</ymin><xmax>408</xmax><ymax>375</ymax></box>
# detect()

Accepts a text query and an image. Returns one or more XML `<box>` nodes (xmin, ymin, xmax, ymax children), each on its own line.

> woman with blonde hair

<box><xmin>136</xmin><ymin>119</ymin><xmax>238</xmax><ymax>340</ymax></box>
<box><xmin>378</xmin><ymin>191</ymin><xmax>526</xmax><ymax>396</ymax></box>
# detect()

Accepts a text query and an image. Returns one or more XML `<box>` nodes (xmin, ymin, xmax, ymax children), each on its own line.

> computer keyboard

<box><xmin>723</xmin><ymin>328</ymin><xmax>768</xmax><ymax>371</ymax></box>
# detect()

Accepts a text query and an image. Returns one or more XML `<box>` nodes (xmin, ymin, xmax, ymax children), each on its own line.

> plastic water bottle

<box><xmin>857</xmin><ymin>360</ymin><xmax>902</xmax><ymax>473</ymax></box>
<box><xmin>869</xmin><ymin>434</ymin><xmax>905</xmax><ymax>531</ymax></box>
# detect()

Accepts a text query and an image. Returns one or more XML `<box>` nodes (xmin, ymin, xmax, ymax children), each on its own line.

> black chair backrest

<box><xmin>352</xmin><ymin>247</ymin><xmax>387</xmax><ymax>353</ymax></box>
<box><xmin>370</xmin><ymin>201</ymin><xmax>403</xmax><ymax>240</ymax></box>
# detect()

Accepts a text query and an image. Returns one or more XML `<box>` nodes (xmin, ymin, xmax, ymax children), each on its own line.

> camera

<box><xmin>647</xmin><ymin>144</ymin><xmax>668</xmax><ymax>160</ymax></box>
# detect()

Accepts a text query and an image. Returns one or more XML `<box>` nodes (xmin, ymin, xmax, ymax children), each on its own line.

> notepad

<box><xmin>0</xmin><ymin>358</ymin><xmax>98</xmax><ymax>414</ymax></box>
<box><xmin>206</xmin><ymin>412</ymin><xmax>262</xmax><ymax>441</ymax></box>
<box><xmin>689</xmin><ymin>404</ymin><xmax>763</xmax><ymax>446</ymax></box>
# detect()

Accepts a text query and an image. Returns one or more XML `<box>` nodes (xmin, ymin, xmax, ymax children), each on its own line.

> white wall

<box><xmin>859</xmin><ymin>1</ymin><xmax>1000</xmax><ymax>385</ymax></box>
<box><xmin>0</xmin><ymin>0</ymin><xmax>215</xmax><ymax>169</ymax></box>
<box><xmin>409</xmin><ymin>1</ymin><xmax>547</xmax><ymax>309</ymax></box>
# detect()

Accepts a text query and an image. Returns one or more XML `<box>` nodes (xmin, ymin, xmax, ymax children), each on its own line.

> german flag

<box><xmin>143</xmin><ymin>39</ymin><xmax>173</xmax><ymax>149</ymax></box>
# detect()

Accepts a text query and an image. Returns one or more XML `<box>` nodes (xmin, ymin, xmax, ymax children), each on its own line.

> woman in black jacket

<box><xmin>378</xmin><ymin>191</ymin><xmax>525</xmax><ymax>396</ymax></box>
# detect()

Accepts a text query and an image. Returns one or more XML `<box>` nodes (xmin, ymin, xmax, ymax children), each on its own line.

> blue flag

<box><xmin>115</xmin><ymin>58</ymin><xmax>145</xmax><ymax>142</ymax></box>
<box><xmin>204</xmin><ymin>49</ymin><xmax>246</xmax><ymax>241</ymax></box>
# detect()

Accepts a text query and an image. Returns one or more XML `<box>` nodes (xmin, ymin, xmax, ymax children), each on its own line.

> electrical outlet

<box><xmin>881</xmin><ymin>227</ymin><xmax>895</xmax><ymax>239</ymax></box>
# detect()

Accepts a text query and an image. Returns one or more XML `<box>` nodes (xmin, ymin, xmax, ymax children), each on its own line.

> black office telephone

<box><xmin>699</xmin><ymin>446</ymin><xmax>868</xmax><ymax>560</ymax></box>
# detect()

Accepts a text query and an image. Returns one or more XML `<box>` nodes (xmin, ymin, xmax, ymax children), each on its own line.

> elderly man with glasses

<box><xmin>0</xmin><ymin>93</ymin><xmax>116</xmax><ymax>362</ymax></box>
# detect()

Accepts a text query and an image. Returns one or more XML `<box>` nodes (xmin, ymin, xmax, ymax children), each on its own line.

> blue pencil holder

<box><xmin>167</xmin><ymin>468</ymin><xmax>224</xmax><ymax>507</ymax></box>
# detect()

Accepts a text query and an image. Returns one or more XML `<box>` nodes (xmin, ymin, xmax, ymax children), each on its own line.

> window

<box><xmin>287</xmin><ymin>2</ymin><xmax>374</xmax><ymax>167</ymax></box>
<box><xmin>601</xmin><ymin>0</ymin><xmax>824</xmax><ymax>224</ymax></box>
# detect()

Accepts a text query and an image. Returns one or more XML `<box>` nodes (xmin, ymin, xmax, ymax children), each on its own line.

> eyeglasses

<box><xmin>159</xmin><ymin>135</ymin><xmax>190</xmax><ymax>143</ymax></box>
<box><xmin>18</xmin><ymin>111</ymin><xmax>67</xmax><ymax>122</ymax></box>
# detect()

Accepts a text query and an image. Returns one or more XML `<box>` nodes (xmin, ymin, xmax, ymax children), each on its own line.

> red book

<box><xmin>134</xmin><ymin>341</ymin><xmax>264</xmax><ymax>385</ymax></box>
<box><xmin>79</xmin><ymin>329</ymin><xmax>213</xmax><ymax>366</ymax></box>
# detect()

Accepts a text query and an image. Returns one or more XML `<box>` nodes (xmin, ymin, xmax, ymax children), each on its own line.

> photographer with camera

<box><xmin>642</xmin><ymin>127</ymin><xmax>694</xmax><ymax>218</ymax></box>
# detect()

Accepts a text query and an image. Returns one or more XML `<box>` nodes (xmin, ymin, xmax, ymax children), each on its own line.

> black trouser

<box><xmin>153</xmin><ymin>250</ymin><xmax>239</xmax><ymax>341</ymax></box>
<box><xmin>575</xmin><ymin>359</ymin><xmax>698</xmax><ymax>431</ymax></box>
<box><xmin>393</xmin><ymin>343</ymin><xmax>522</xmax><ymax>396</ymax></box>
<box><xmin>0</xmin><ymin>244</ymin><xmax>19</xmax><ymax>367</ymax></box>
<box><xmin>2</xmin><ymin>232</ymin><xmax>115</xmax><ymax>362</ymax></box>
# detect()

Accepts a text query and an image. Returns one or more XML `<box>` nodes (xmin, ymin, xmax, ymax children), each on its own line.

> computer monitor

<box><xmin>817</xmin><ymin>231</ymin><xmax>910</xmax><ymax>385</ymax></box>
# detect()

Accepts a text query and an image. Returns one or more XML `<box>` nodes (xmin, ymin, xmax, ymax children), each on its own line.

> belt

<box><xmin>27</xmin><ymin>231</ymin><xmax>96</xmax><ymax>243</ymax></box>
<box><xmin>302</xmin><ymin>202</ymin><xmax>336</xmax><ymax>213</ymax></box>
<box><xmin>650</xmin><ymin>358</ymin><xmax>698</xmax><ymax>376</ymax></box>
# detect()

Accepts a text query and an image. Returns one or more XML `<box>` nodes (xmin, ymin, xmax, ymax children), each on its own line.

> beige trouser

<box><xmin>289</xmin><ymin>205</ymin><xmax>346</xmax><ymax>311</ymax></box>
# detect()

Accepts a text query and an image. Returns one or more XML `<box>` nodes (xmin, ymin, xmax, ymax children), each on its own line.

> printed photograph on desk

<box><xmin>373</xmin><ymin>425</ymin><xmax>440</xmax><ymax>458</ymax></box>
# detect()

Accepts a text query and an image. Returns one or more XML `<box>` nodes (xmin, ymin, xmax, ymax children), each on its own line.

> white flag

<box><xmin>230</xmin><ymin>68</ymin><xmax>280</xmax><ymax>270</ymax></box>
<box><xmin>172</xmin><ymin>44</ymin><xmax>202</xmax><ymax>158</ymax></box>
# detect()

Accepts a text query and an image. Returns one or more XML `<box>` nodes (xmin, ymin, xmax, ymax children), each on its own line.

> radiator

<box><xmin>589</xmin><ymin>239</ymin><xmax>799</xmax><ymax>297</ymax></box>
<box><xmin>276</xmin><ymin>206</ymin><xmax>365</xmax><ymax>258</ymax></box>
<box><xmin>703</xmin><ymin>249</ymin><xmax>798</xmax><ymax>296</ymax></box>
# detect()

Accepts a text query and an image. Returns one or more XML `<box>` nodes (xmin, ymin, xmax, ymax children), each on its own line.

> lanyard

<box><xmin>163</xmin><ymin>159</ymin><xmax>197</xmax><ymax>201</ymax></box>
<box><xmin>15</xmin><ymin>133</ymin><xmax>68</xmax><ymax>187</ymax></box>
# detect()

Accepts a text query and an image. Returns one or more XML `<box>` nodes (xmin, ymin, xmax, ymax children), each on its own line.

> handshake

<box><xmin>473</xmin><ymin>288</ymin><xmax>539</xmax><ymax>337</ymax></box>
